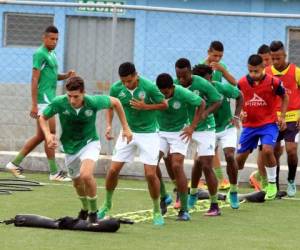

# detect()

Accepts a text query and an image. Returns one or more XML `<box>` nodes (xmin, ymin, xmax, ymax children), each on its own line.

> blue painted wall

<box><xmin>0</xmin><ymin>0</ymin><xmax>300</xmax><ymax>84</ymax></box>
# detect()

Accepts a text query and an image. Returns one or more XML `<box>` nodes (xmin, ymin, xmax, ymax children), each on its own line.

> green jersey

<box><xmin>110</xmin><ymin>76</ymin><xmax>164</xmax><ymax>133</ymax></box>
<box><xmin>199</xmin><ymin>59</ymin><xmax>227</xmax><ymax>82</ymax></box>
<box><xmin>175</xmin><ymin>75</ymin><xmax>222</xmax><ymax>131</ymax></box>
<box><xmin>43</xmin><ymin>94</ymin><xmax>112</xmax><ymax>155</ymax></box>
<box><xmin>212</xmin><ymin>81</ymin><xmax>241</xmax><ymax>133</ymax></box>
<box><xmin>33</xmin><ymin>45</ymin><xmax>59</xmax><ymax>104</ymax></box>
<box><xmin>157</xmin><ymin>85</ymin><xmax>202</xmax><ymax>132</ymax></box>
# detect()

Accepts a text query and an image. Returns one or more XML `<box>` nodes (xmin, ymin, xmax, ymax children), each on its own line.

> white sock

<box><xmin>266</xmin><ymin>166</ymin><xmax>277</xmax><ymax>183</ymax></box>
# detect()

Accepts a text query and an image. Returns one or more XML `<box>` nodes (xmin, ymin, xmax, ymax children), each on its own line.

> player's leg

<box><xmin>213</xmin><ymin>148</ymin><xmax>229</xmax><ymax>190</ymax></box>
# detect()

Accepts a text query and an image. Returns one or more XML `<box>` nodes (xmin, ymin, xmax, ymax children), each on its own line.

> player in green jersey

<box><xmin>39</xmin><ymin>76</ymin><xmax>132</xmax><ymax>223</ymax></box>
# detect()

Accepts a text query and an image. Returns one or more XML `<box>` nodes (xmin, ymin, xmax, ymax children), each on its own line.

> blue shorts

<box><xmin>237</xmin><ymin>123</ymin><xmax>279</xmax><ymax>154</ymax></box>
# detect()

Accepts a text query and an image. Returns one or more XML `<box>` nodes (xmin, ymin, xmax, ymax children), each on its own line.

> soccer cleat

<box><xmin>276</xmin><ymin>190</ymin><xmax>287</xmax><ymax>199</ymax></box>
<box><xmin>204</xmin><ymin>203</ymin><xmax>221</xmax><ymax>216</ymax></box>
<box><xmin>97</xmin><ymin>206</ymin><xmax>110</xmax><ymax>219</ymax></box>
<box><xmin>49</xmin><ymin>171</ymin><xmax>72</xmax><ymax>182</ymax></box>
<box><xmin>218</xmin><ymin>179</ymin><xmax>230</xmax><ymax>190</ymax></box>
<box><xmin>197</xmin><ymin>179</ymin><xmax>207</xmax><ymax>190</ymax></box>
<box><xmin>265</xmin><ymin>183</ymin><xmax>277</xmax><ymax>201</ymax></box>
<box><xmin>173</xmin><ymin>192</ymin><xmax>181</xmax><ymax>209</ymax></box>
<box><xmin>229</xmin><ymin>192</ymin><xmax>240</xmax><ymax>209</ymax></box>
<box><xmin>160</xmin><ymin>194</ymin><xmax>173</xmax><ymax>215</ymax></box>
<box><xmin>188</xmin><ymin>193</ymin><xmax>198</xmax><ymax>209</ymax></box>
<box><xmin>249</xmin><ymin>171</ymin><xmax>262</xmax><ymax>191</ymax></box>
<box><xmin>88</xmin><ymin>211</ymin><xmax>98</xmax><ymax>223</ymax></box>
<box><xmin>5</xmin><ymin>162</ymin><xmax>25</xmax><ymax>179</ymax></box>
<box><xmin>153</xmin><ymin>212</ymin><xmax>164</xmax><ymax>226</ymax></box>
<box><xmin>77</xmin><ymin>209</ymin><xmax>89</xmax><ymax>220</ymax></box>
<box><xmin>287</xmin><ymin>180</ymin><xmax>297</xmax><ymax>197</ymax></box>
<box><xmin>176</xmin><ymin>210</ymin><xmax>190</xmax><ymax>221</ymax></box>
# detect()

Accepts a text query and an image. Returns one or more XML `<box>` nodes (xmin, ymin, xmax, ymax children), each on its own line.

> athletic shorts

<box><xmin>38</xmin><ymin>104</ymin><xmax>49</xmax><ymax>116</ymax></box>
<box><xmin>216</xmin><ymin>127</ymin><xmax>237</xmax><ymax>149</ymax></box>
<box><xmin>237</xmin><ymin>123</ymin><xmax>278</xmax><ymax>154</ymax></box>
<box><xmin>192</xmin><ymin>131</ymin><xmax>216</xmax><ymax>156</ymax></box>
<box><xmin>159</xmin><ymin>131</ymin><xmax>189</xmax><ymax>156</ymax></box>
<box><xmin>65</xmin><ymin>141</ymin><xmax>101</xmax><ymax>179</ymax></box>
<box><xmin>277</xmin><ymin>122</ymin><xmax>299</xmax><ymax>143</ymax></box>
<box><xmin>112</xmin><ymin>132</ymin><xmax>159</xmax><ymax>166</ymax></box>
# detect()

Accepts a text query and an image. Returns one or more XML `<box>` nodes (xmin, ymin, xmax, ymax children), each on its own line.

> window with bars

<box><xmin>3</xmin><ymin>12</ymin><xmax>54</xmax><ymax>47</ymax></box>
<box><xmin>288</xmin><ymin>28</ymin><xmax>300</xmax><ymax>66</ymax></box>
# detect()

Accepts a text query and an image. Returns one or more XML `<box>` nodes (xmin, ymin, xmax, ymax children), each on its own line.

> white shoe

<box><xmin>49</xmin><ymin>171</ymin><xmax>71</xmax><ymax>182</ymax></box>
<box><xmin>5</xmin><ymin>162</ymin><xmax>26</xmax><ymax>179</ymax></box>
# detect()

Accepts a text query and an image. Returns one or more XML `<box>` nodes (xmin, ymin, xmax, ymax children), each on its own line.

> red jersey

<box><xmin>238</xmin><ymin>74</ymin><xmax>281</xmax><ymax>128</ymax></box>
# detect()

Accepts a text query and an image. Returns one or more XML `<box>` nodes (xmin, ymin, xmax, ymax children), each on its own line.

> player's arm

<box><xmin>201</xmin><ymin>81</ymin><xmax>222</xmax><ymax>120</ymax></box>
<box><xmin>31</xmin><ymin>69</ymin><xmax>40</xmax><ymax>119</ymax></box>
<box><xmin>109</xmin><ymin>97</ymin><xmax>132</xmax><ymax>143</ymax></box>
<box><xmin>57</xmin><ymin>70</ymin><xmax>76</xmax><ymax>80</ymax></box>
<box><xmin>276</xmin><ymin>81</ymin><xmax>288</xmax><ymax>130</ymax></box>
<box><xmin>39</xmin><ymin>115</ymin><xmax>58</xmax><ymax>150</ymax></box>
<box><xmin>210</xmin><ymin>62</ymin><xmax>237</xmax><ymax>85</ymax></box>
<box><xmin>295</xmin><ymin>66</ymin><xmax>300</xmax><ymax>128</ymax></box>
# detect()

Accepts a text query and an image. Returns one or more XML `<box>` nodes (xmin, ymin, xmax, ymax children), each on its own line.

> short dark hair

<box><xmin>175</xmin><ymin>58</ymin><xmax>191</xmax><ymax>70</ymax></box>
<box><xmin>192</xmin><ymin>64</ymin><xmax>213</xmax><ymax>78</ymax></box>
<box><xmin>45</xmin><ymin>25</ymin><xmax>59</xmax><ymax>34</ymax></box>
<box><xmin>257</xmin><ymin>44</ymin><xmax>271</xmax><ymax>54</ymax></box>
<box><xmin>66</xmin><ymin>76</ymin><xmax>84</xmax><ymax>92</ymax></box>
<box><xmin>156</xmin><ymin>73</ymin><xmax>173</xmax><ymax>89</ymax></box>
<box><xmin>209</xmin><ymin>41</ymin><xmax>224</xmax><ymax>52</ymax></box>
<box><xmin>248</xmin><ymin>54</ymin><xmax>263</xmax><ymax>66</ymax></box>
<box><xmin>118</xmin><ymin>62</ymin><xmax>136</xmax><ymax>77</ymax></box>
<box><xmin>270</xmin><ymin>41</ymin><xmax>284</xmax><ymax>52</ymax></box>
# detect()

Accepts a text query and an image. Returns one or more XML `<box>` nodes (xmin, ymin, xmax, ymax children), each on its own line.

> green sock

<box><xmin>104</xmin><ymin>190</ymin><xmax>114</xmax><ymax>209</ymax></box>
<box><xmin>172</xmin><ymin>179</ymin><xmax>177</xmax><ymax>187</ymax></box>
<box><xmin>210</xmin><ymin>194</ymin><xmax>218</xmax><ymax>203</ymax></box>
<box><xmin>87</xmin><ymin>196</ymin><xmax>98</xmax><ymax>213</ymax></box>
<box><xmin>79</xmin><ymin>196</ymin><xmax>88</xmax><ymax>211</ymax></box>
<box><xmin>160</xmin><ymin>179</ymin><xmax>167</xmax><ymax>199</ymax></box>
<box><xmin>214</xmin><ymin>167</ymin><xmax>224</xmax><ymax>181</ymax></box>
<box><xmin>48</xmin><ymin>159</ymin><xmax>58</xmax><ymax>175</ymax></box>
<box><xmin>230</xmin><ymin>184</ymin><xmax>238</xmax><ymax>193</ymax></box>
<box><xmin>12</xmin><ymin>153</ymin><xmax>25</xmax><ymax>166</ymax></box>
<box><xmin>153</xmin><ymin>198</ymin><xmax>160</xmax><ymax>214</ymax></box>
<box><xmin>190</xmin><ymin>188</ymin><xmax>198</xmax><ymax>195</ymax></box>
<box><xmin>179</xmin><ymin>192</ymin><xmax>188</xmax><ymax>212</ymax></box>
<box><xmin>261</xmin><ymin>176</ymin><xmax>268</xmax><ymax>190</ymax></box>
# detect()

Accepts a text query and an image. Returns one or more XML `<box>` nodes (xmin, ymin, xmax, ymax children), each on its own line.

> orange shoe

<box><xmin>197</xmin><ymin>179</ymin><xmax>207</xmax><ymax>189</ymax></box>
<box><xmin>249</xmin><ymin>171</ymin><xmax>262</xmax><ymax>191</ymax></box>
<box><xmin>218</xmin><ymin>179</ymin><xmax>230</xmax><ymax>190</ymax></box>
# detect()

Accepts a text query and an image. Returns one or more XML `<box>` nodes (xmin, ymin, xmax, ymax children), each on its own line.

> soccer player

<box><xmin>199</xmin><ymin>41</ymin><xmax>237</xmax><ymax>190</ymax></box>
<box><xmin>258</xmin><ymin>44</ymin><xmax>273</xmax><ymax>67</ymax></box>
<box><xmin>6</xmin><ymin>25</ymin><xmax>75</xmax><ymax>180</ymax></box>
<box><xmin>98</xmin><ymin>62</ymin><xmax>168</xmax><ymax>226</ymax></box>
<box><xmin>236</xmin><ymin>54</ymin><xmax>288</xmax><ymax>201</ymax></box>
<box><xmin>39</xmin><ymin>76</ymin><xmax>132</xmax><ymax>223</ymax></box>
<box><xmin>265</xmin><ymin>41</ymin><xmax>300</xmax><ymax>197</ymax></box>
<box><xmin>175</xmin><ymin>58</ymin><xmax>222</xmax><ymax>216</ymax></box>
<box><xmin>156</xmin><ymin>73</ymin><xmax>205</xmax><ymax>220</ymax></box>
<box><xmin>192</xmin><ymin>64</ymin><xmax>243</xmax><ymax>209</ymax></box>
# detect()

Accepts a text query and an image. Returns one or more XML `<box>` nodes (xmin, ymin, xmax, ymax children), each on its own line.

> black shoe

<box><xmin>77</xmin><ymin>209</ymin><xmax>88</xmax><ymax>220</ymax></box>
<box><xmin>88</xmin><ymin>211</ymin><xmax>98</xmax><ymax>223</ymax></box>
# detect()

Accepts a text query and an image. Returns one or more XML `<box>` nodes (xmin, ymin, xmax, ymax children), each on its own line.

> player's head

<box><xmin>175</xmin><ymin>58</ymin><xmax>192</xmax><ymax>87</ymax></box>
<box><xmin>65</xmin><ymin>76</ymin><xmax>85</xmax><ymax>108</ymax></box>
<box><xmin>257</xmin><ymin>44</ymin><xmax>272</xmax><ymax>67</ymax></box>
<box><xmin>118</xmin><ymin>62</ymin><xmax>138</xmax><ymax>90</ymax></box>
<box><xmin>207</xmin><ymin>41</ymin><xmax>224</xmax><ymax>63</ymax></box>
<box><xmin>192</xmin><ymin>64</ymin><xmax>213</xmax><ymax>81</ymax></box>
<box><xmin>156</xmin><ymin>73</ymin><xmax>174</xmax><ymax>98</ymax></box>
<box><xmin>43</xmin><ymin>25</ymin><xmax>59</xmax><ymax>50</ymax></box>
<box><xmin>270</xmin><ymin>41</ymin><xmax>286</xmax><ymax>69</ymax></box>
<box><xmin>247</xmin><ymin>54</ymin><xmax>264</xmax><ymax>81</ymax></box>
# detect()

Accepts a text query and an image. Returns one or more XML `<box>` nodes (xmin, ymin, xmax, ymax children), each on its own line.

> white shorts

<box><xmin>65</xmin><ymin>141</ymin><xmax>101</xmax><ymax>179</ymax></box>
<box><xmin>112</xmin><ymin>132</ymin><xmax>159</xmax><ymax>166</ymax></box>
<box><xmin>192</xmin><ymin>131</ymin><xmax>216</xmax><ymax>156</ymax></box>
<box><xmin>295</xmin><ymin>132</ymin><xmax>299</xmax><ymax>143</ymax></box>
<box><xmin>159</xmin><ymin>131</ymin><xmax>189</xmax><ymax>156</ymax></box>
<box><xmin>38</xmin><ymin>104</ymin><xmax>48</xmax><ymax>116</ymax></box>
<box><xmin>216</xmin><ymin>127</ymin><xmax>237</xmax><ymax>149</ymax></box>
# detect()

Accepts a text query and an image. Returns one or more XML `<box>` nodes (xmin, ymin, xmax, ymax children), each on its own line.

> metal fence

<box><xmin>0</xmin><ymin>0</ymin><xmax>300</xmax><ymax>159</ymax></box>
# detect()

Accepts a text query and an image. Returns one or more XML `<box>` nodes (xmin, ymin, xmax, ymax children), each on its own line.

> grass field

<box><xmin>0</xmin><ymin>172</ymin><xmax>299</xmax><ymax>250</ymax></box>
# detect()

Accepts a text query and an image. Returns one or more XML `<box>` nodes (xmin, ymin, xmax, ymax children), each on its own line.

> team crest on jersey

<box><xmin>138</xmin><ymin>91</ymin><xmax>146</xmax><ymax>99</ymax></box>
<box><xmin>173</xmin><ymin>101</ymin><xmax>181</xmax><ymax>109</ymax></box>
<box><xmin>245</xmin><ymin>93</ymin><xmax>267</xmax><ymax>107</ymax></box>
<box><xmin>193</xmin><ymin>90</ymin><xmax>200</xmax><ymax>95</ymax></box>
<box><xmin>85</xmin><ymin>110</ymin><xmax>93</xmax><ymax>117</ymax></box>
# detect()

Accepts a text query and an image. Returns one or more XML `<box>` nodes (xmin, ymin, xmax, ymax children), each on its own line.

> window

<box><xmin>4</xmin><ymin>13</ymin><xmax>54</xmax><ymax>47</ymax></box>
<box><xmin>288</xmin><ymin>28</ymin><xmax>300</xmax><ymax>66</ymax></box>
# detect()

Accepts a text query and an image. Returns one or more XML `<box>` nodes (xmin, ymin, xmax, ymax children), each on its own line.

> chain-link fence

<box><xmin>0</xmin><ymin>0</ymin><xmax>300</xmax><ymax>159</ymax></box>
